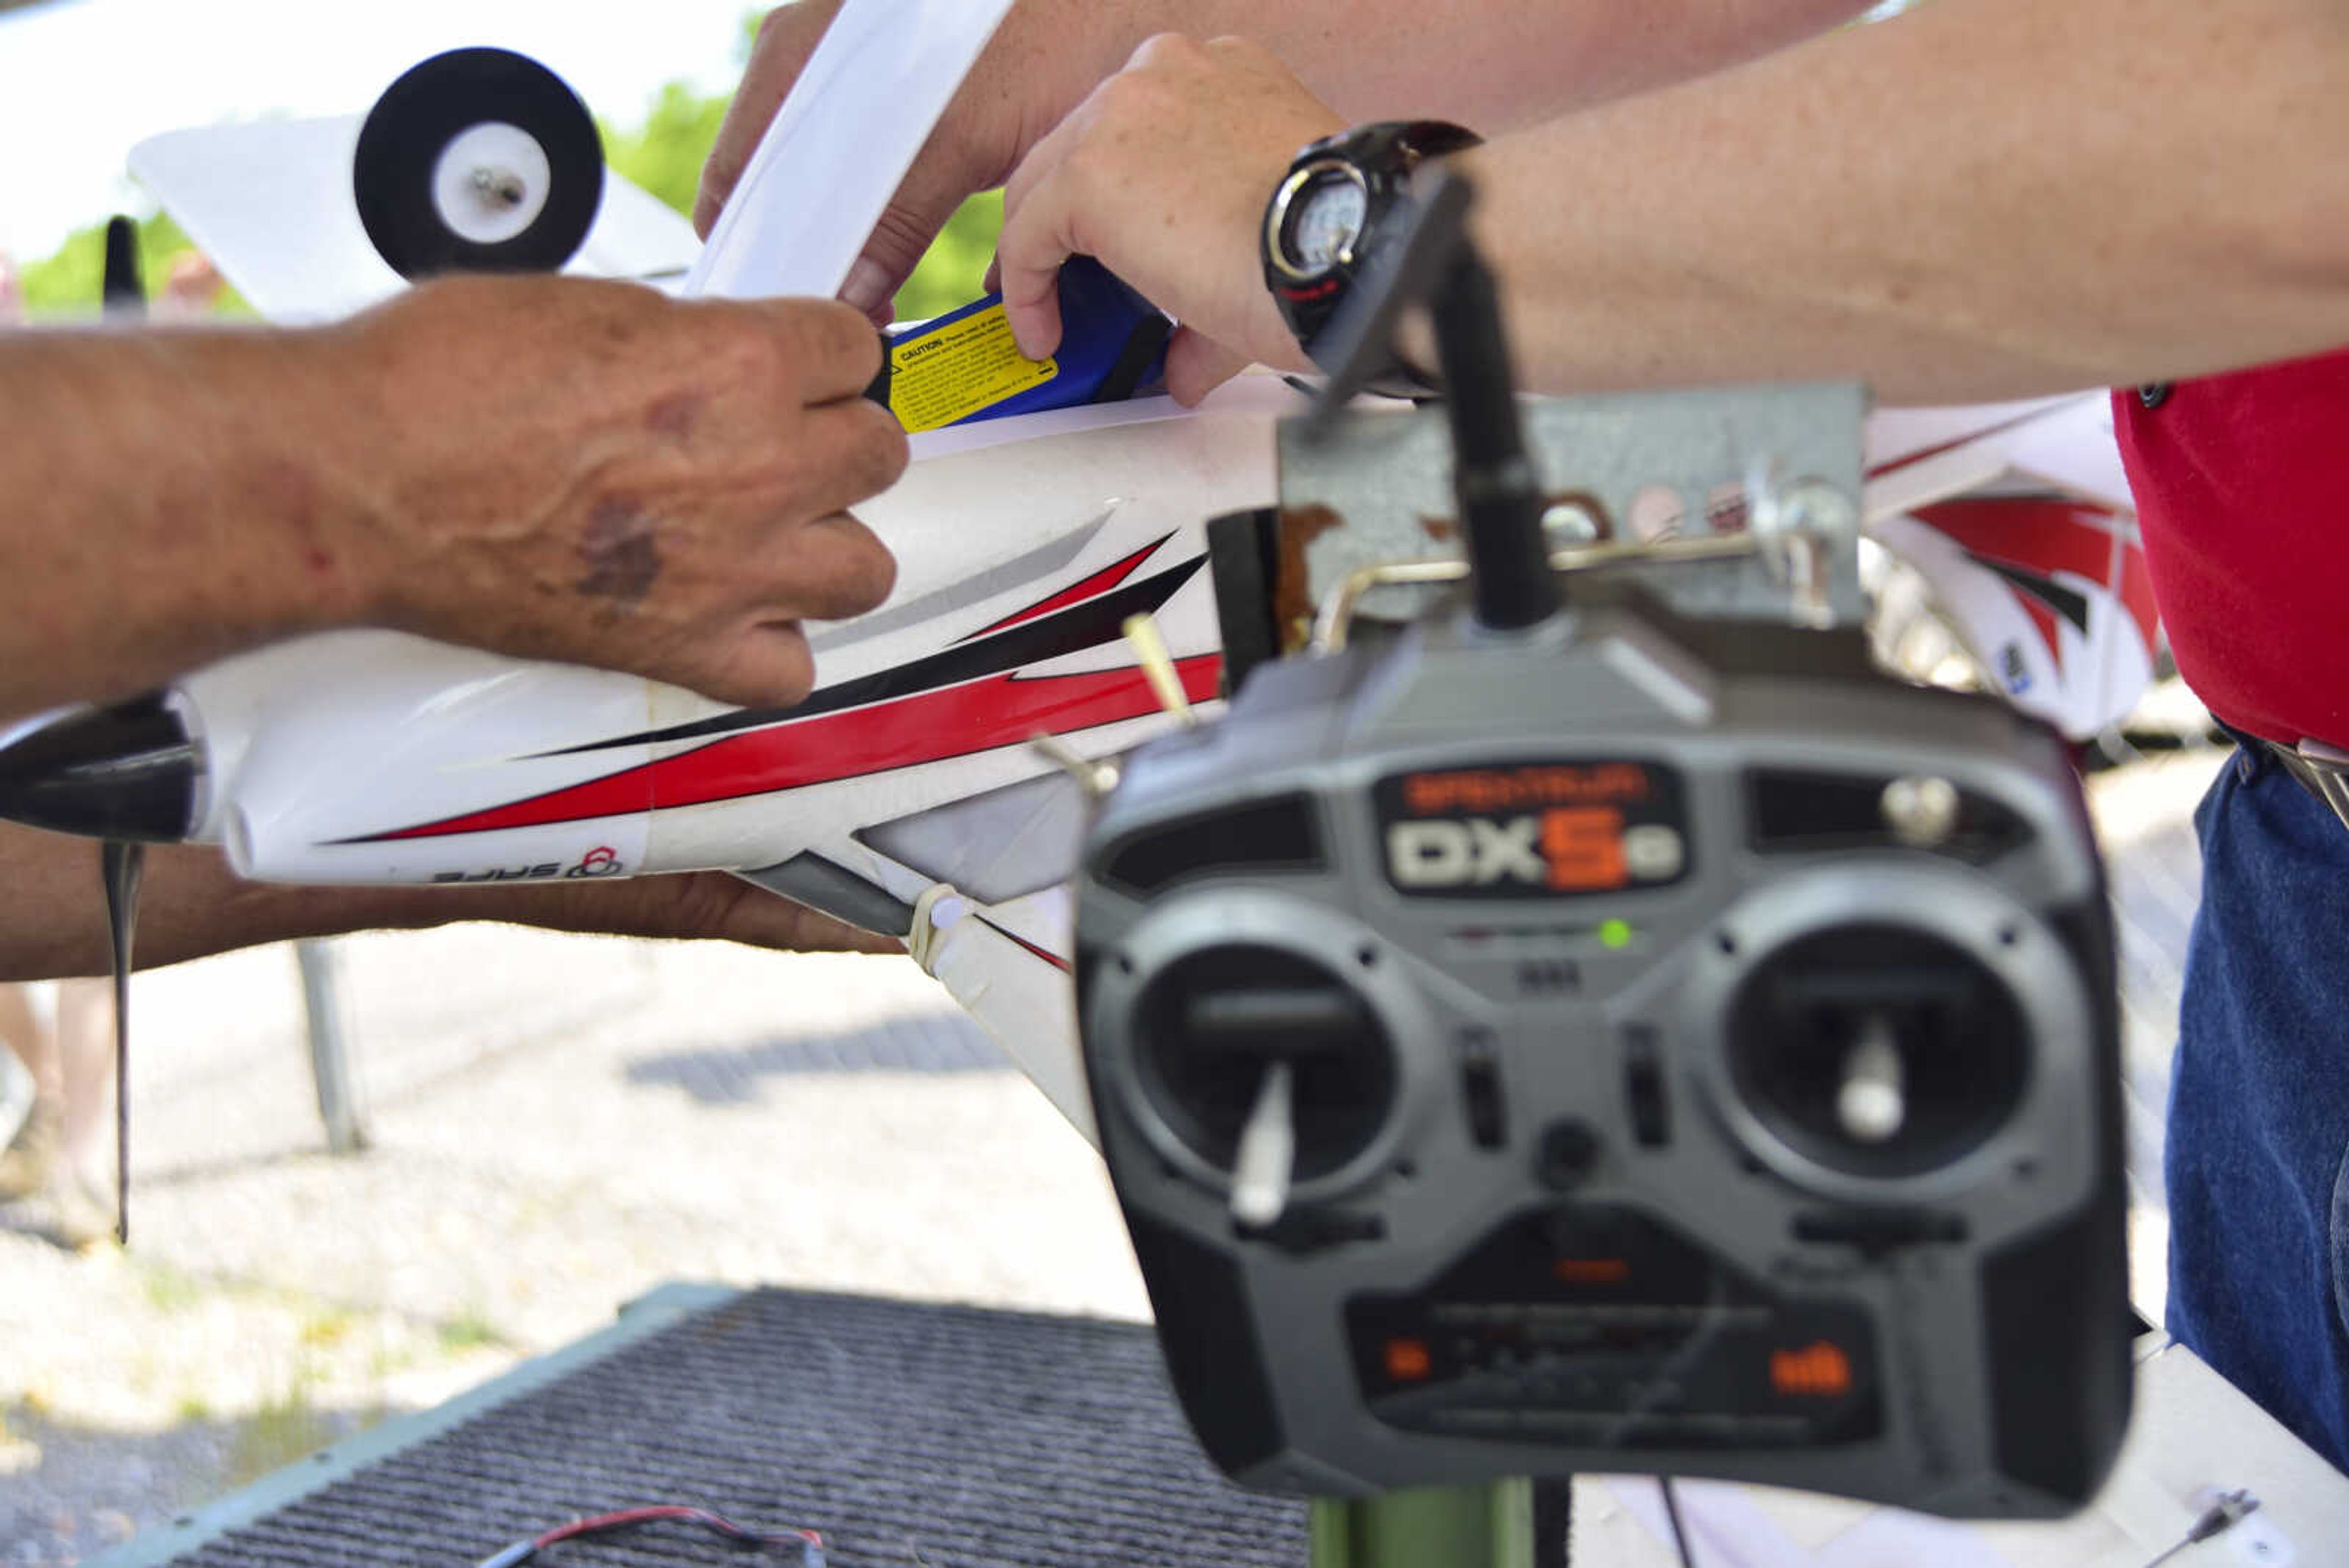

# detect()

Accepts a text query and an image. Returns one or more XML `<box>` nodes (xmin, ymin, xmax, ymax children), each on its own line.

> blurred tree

<box><xmin>600</xmin><ymin>83</ymin><xmax>735</xmax><ymax>218</ymax></box>
<box><xmin>896</xmin><ymin>190</ymin><xmax>1002</xmax><ymax>322</ymax></box>
<box><xmin>17</xmin><ymin>209</ymin><xmax>252</xmax><ymax>317</ymax></box>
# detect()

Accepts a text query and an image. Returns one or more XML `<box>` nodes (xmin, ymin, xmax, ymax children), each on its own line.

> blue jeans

<box><xmin>2166</xmin><ymin>736</ymin><xmax>2349</xmax><ymax>1470</ymax></box>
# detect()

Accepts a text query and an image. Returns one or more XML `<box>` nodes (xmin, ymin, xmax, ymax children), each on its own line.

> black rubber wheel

<box><xmin>353</xmin><ymin>47</ymin><xmax>604</xmax><ymax>279</ymax></box>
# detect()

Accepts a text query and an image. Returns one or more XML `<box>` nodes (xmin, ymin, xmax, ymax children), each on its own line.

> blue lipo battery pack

<box><xmin>869</xmin><ymin>257</ymin><xmax>1171</xmax><ymax>433</ymax></box>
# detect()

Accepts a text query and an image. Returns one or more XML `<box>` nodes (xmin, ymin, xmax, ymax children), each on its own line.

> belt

<box><xmin>2264</xmin><ymin>736</ymin><xmax>2349</xmax><ymax>831</ymax></box>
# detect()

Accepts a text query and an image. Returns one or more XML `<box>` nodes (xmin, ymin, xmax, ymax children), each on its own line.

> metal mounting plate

<box><xmin>1276</xmin><ymin>382</ymin><xmax>1868</xmax><ymax>637</ymax></box>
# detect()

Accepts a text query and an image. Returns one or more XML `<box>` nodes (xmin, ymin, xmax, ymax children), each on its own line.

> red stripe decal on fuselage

<box><xmin>1912</xmin><ymin>497</ymin><xmax>2120</xmax><ymax>587</ymax></box>
<box><xmin>2016</xmin><ymin>592</ymin><xmax>2067</xmax><ymax>674</ymax></box>
<box><xmin>362</xmin><ymin>655</ymin><xmax>1224</xmax><ymax>842</ymax></box>
<box><xmin>1865</xmin><ymin>407</ymin><xmax>2057</xmax><ymax>480</ymax></box>
<box><xmin>976</xmin><ymin>916</ymin><xmax>1073</xmax><ymax>973</ymax></box>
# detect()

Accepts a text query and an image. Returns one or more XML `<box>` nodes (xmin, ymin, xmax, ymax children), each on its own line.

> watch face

<box><xmin>1285</xmin><ymin>171</ymin><xmax>1368</xmax><ymax>277</ymax></box>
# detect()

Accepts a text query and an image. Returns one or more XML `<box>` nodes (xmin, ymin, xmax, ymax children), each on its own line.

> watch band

<box><xmin>1262</xmin><ymin>119</ymin><xmax>1483</xmax><ymax>384</ymax></box>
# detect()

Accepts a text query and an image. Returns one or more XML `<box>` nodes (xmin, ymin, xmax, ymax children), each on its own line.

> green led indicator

<box><xmin>1598</xmin><ymin>919</ymin><xmax>1635</xmax><ymax>951</ymax></box>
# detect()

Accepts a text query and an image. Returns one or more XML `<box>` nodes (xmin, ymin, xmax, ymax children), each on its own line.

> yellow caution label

<box><xmin>887</xmin><ymin>302</ymin><xmax>1059</xmax><ymax>433</ymax></box>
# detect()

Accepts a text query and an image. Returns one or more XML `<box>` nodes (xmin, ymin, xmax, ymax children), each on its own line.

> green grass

<box><xmin>224</xmin><ymin>1384</ymin><xmax>333</xmax><ymax>1487</ymax></box>
<box><xmin>297</xmin><ymin>1306</ymin><xmax>357</xmax><ymax>1351</ymax></box>
<box><xmin>434</xmin><ymin>1307</ymin><xmax>508</xmax><ymax>1354</ymax></box>
<box><xmin>137</xmin><ymin>1260</ymin><xmax>206</xmax><ymax>1315</ymax></box>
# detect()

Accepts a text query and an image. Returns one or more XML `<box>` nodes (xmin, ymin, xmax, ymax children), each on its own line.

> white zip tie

<box><xmin>907</xmin><ymin>882</ymin><xmax>964</xmax><ymax>976</ymax></box>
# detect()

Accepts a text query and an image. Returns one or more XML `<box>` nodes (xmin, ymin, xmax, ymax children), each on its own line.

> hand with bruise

<box><xmin>313</xmin><ymin>275</ymin><xmax>907</xmax><ymax>709</ymax></box>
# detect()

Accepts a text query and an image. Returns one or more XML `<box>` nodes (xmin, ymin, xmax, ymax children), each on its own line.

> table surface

<box><xmin>81</xmin><ymin>1284</ymin><xmax>2349</xmax><ymax>1568</ymax></box>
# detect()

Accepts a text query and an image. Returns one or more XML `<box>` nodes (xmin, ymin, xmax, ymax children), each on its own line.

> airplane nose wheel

<box><xmin>354</xmin><ymin>46</ymin><xmax>604</xmax><ymax>279</ymax></box>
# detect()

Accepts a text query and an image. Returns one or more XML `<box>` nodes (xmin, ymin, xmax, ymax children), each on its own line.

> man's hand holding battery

<box><xmin>705</xmin><ymin>9</ymin><xmax>1345</xmax><ymax>406</ymax></box>
<box><xmin>993</xmin><ymin>35</ymin><xmax>1337</xmax><ymax>404</ymax></box>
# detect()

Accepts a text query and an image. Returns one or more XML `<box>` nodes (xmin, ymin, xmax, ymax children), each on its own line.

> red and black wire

<box><xmin>473</xmin><ymin>1504</ymin><xmax>824</xmax><ymax>1568</ymax></box>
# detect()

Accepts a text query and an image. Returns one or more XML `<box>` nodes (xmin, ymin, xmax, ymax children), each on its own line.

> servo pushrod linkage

<box><xmin>1304</xmin><ymin>169</ymin><xmax>1560</xmax><ymax>633</ymax></box>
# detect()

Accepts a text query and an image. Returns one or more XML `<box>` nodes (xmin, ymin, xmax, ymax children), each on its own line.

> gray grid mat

<box><xmin>147</xmin><ymin>1287</ymin><xmax>1307</xmax><ymax>1568</ymax></box>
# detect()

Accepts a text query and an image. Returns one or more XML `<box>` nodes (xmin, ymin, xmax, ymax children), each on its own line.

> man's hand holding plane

<box><xmin>0</xmin><ymin>277</ymin><xmax>905</xmax><ymax>967</ymax></box>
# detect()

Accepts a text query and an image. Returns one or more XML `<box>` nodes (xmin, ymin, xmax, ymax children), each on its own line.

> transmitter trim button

<box><xmin>1623</xmin><ymin>1025</ymin><xmax>1672</xmax><ymax>1148</ymax></box>
<box><xmin>1459</xmin><ymin>1028</ymin><xmax>1508</xmax><ymax>1150</ymax></box>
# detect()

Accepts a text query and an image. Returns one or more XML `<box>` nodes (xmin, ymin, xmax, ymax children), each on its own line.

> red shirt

<box><xmin>2114</xmin><ymin>347</ymin><xmax>2349</xmax><ymax>747</ymax></box>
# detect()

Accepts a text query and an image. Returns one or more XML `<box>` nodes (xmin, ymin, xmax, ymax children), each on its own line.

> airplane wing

<box><xmin>128</xmin><ymin>116</ymin><xmax>700</xmax><ymax>325</ymax></box>
<box><xmin>127</xmin><ymin>0</ymin><xmax>1016</xmax><ymax>322</ymax></box>
<box><xmin>685</xmin><ymin>0</ymin><xmax>1015</xmax><ymax>301</ymax></box>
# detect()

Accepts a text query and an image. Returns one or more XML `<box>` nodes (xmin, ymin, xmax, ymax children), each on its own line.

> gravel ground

<box><xmin>1</xmin><ymin>934</ymin><xmax>1141</xmax><ymax>1564</ymax></box>
<box><xmin>0</xmin><ymin>732</ymin><xmax>2225</xmax><ymax>1567</ymax></box>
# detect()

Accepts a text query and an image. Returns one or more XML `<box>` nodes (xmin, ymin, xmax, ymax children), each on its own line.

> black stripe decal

<box><xmin>1970</xmin><ymin>555</ymin><xmax>2093</xmax><ymax>634</ymax></box>
<box><xmin>535</xmin><ymin>555</ymin><xmax>1207</xmax><ymax>757</ymax></box>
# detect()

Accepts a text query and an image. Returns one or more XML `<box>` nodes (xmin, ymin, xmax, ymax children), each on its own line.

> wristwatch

<box><xmin>1261</xmin><ymin>119</ymin><xmax>1483</xmax><ymax>377</ymax></box>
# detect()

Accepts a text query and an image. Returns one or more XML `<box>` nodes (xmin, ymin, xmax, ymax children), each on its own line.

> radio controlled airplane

<box><xmin>0</xmin><ymin>0</ymin><xmax>2156</xmax><ymax>1146</ymax></box>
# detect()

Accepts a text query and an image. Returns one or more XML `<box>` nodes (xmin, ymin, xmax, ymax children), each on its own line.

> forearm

<box><xmin>1173</xmin><ymin>0</ymin><xmax>1873</xmax><ymax>128</ymax></box>
<box><xmin>1466</xmin><ymin>0</ymin><xmax>2349</xmax><ymax>401</ymax></box>
<box><xmin>0</xmin><ymin>824</ymin><xmax>894</xmax><ymax>980</ymax></box>
<box><xmin>0</xmin><ymin>327</ymin><xmax>372</xmax><ymax>718</ymax></box>
<box><xmin>0</xmin><ymin>829</ymin><xmax>444</xmax><ymax>979</ymax></box>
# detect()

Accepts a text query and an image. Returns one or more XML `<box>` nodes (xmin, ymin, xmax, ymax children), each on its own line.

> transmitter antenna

<box><xmin>1305</xmin><ymin>170</ymin><xmax>1559</xmax><ymax>631</ymax></box>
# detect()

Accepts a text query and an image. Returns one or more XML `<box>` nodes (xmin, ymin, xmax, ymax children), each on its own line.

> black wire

<box><xmin>472</xmin><ymin>1504</ymin><xmax>823</xmax><ymax>1568</ymax></box>
<box><xmin>2136</xmin><ymin>1490</ymin><xmax>2260</xmax><ymax>1568</ymax></box>
<box><xmin>1659</xmin><ymin>1476</ymin><xmax>1698</xmax><ymax>1568</ymax></box>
